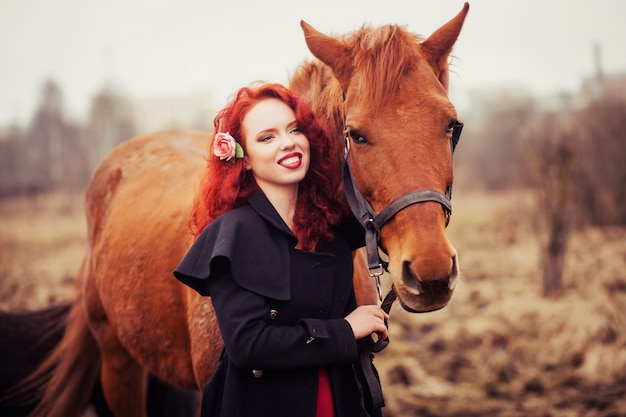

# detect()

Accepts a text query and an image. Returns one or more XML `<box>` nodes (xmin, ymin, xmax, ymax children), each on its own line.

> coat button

<box><xmin>252</xmin><ymin>369</ymin><xmax>263</xmax><ymax>378</ymax></box>
<box><xmin>269</xmin><ymin>309</ymin><xmax>278</xmax><ymax>320</ymax></box>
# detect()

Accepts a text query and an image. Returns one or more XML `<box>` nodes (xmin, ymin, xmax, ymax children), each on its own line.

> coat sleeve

<box><xmin>208</xmin><ymin>266</ymin><xmax>359</xmax><ymax>371</ymax></box>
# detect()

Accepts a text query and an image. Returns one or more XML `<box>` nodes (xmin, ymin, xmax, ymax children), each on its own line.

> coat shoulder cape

<box><xmin>173</xmin><ymin>192</ymin><xmax>296</xmax><ymax>300</ymax></box>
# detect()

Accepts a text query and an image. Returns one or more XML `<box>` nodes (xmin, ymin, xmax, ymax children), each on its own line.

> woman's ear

<box><xmin>243</xmin><ymin>156</ymin><xmax>251</xmax><ymax>171</ymax></box>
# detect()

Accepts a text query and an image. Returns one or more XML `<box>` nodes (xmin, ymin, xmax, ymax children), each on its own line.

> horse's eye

<box><xmin>347</xmin><ymin>129</ymin><xmax>368</xmax><ymax>145</ymax></box>
<box><xmin>447</xmin><ymin>119</ymin><xmax>463</xmax><ymax>152</ymax></box>
<box><xmin>446</xmin><ymin>120</ymin><xmax>456</xmax><ymax>135</ymax></box>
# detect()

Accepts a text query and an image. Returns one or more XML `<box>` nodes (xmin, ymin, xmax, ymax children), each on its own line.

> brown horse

<box><xmin>20</xmin><ymin>4</ymin><xmax>469</xmax><ymax>417</ymax></box>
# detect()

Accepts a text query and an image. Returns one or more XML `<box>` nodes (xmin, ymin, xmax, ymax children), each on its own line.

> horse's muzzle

<box><xmin>397</xmin><ymin>251</ymin><xmax>459</xmax><ymax>313</ymax></box>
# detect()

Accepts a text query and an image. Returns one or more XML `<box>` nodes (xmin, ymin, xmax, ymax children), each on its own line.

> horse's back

<box><xmin>86</xmin><ymin>130</ymin><xmax>208</xmax><ymax>237</ymax></box>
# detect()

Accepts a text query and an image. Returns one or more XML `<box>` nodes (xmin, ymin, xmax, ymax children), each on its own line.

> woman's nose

<box><xmin>279</xmin><ymin>133</ymin><xmax>296</xmax><ymax>150</ymax></box>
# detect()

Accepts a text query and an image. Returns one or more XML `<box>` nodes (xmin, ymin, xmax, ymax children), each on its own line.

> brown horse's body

<box><xmin>22</xmin><ymin>5</ymin><xmax>469</xmax><ymax>417</ymax></box>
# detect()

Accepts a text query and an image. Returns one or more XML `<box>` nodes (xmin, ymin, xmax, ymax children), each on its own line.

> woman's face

<box><xmin>242</xmin><ymin>98</ymin><xmax>310</xmax><ymax>197</ymax></box>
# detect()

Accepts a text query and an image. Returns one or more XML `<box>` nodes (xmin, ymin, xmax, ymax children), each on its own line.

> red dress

<box><xmin>316</xmin><ymin>367</ymin><xmax>335</xmax><ymax>417</ymax></box>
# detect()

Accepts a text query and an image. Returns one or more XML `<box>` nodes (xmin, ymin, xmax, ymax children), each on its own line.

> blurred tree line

<box><xmin>2</xmin><ymin>78</ymin><xmax>624</xmax><ymax>230</ymax></box>
<box><xmin>0</xmin><ymin>79</ymin><xmax>135</xmax><ymax>197</ymax></box>
<box><xmin>1</xmin><ymin>77</ymin><xmax>624</xmax><ymax>297</ymax></box>
<box><xmin>459</xmin><ymin>88</ymin><xmax>626</xmax><ymax>296</ymax></box>
<box><xmin>460</xmin><ymin>88</ymin><xmax>626</xmax><ymax>228</ymax></box>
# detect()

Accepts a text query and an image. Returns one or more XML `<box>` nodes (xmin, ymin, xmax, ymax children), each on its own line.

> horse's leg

<box><xmin>99</xmin><ymin>338</ymin><xmax>147</xmax><ymax>417</ymax></box>
<box><xmin>84</xmin><ymin>271</ymin><xmax>147</xmax><ymax>417</ymax></box>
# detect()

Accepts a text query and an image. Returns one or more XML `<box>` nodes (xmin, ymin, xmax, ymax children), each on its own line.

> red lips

<box><xmin>278</xmin><ymin>152</ymin><xmax>302</xmax><ymax>169</ymax></box>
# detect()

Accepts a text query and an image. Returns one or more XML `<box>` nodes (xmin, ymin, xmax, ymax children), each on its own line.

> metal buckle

<box><xmin>368</xmin><ymin>263</ymin><xmax>384</xmax><ymax>278</ymax></box>
<box><xmin>368</xmin><ymin>265</ymin><xmax>385</xmax><ymax>301</ymax></box>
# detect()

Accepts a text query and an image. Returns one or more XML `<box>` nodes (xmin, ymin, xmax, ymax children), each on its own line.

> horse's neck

<box><xmin>289</xmin><ymin>60</ymin><xmax>344</xmax><ymax>150</ymax></box>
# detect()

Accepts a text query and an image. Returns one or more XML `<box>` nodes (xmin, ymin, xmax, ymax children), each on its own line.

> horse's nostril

<box><xmin>402</xmin><ymin>257</ymin><xmax>458</xmax><ymax>295</ymax></box>
<box><xmin>448</xmin><ymin>254</ymin><xmax>459</xmax><ymax>290</ymax></box>
<box><xmin>402</xmin><ymin>261</ymin><xmax>423</xmax><ymax>295</ymax></box>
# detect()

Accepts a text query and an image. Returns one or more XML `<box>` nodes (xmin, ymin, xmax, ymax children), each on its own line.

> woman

<box><xmin>174</xmin><ymin>83</ymin><xmax>387</xmax><ymax>417</ymax></box>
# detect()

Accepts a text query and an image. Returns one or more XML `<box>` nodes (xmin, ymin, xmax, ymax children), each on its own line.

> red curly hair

<box><xmin>189</xmin><ymin>82</ymin><xmax>346</xmax><ymax>251</ymax></box>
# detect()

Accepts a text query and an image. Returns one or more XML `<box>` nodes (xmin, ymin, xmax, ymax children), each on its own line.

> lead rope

<box><xmin>356</xmin><ymin>284</ymin><xmax>396</xmax><ymax>409</ymax></box>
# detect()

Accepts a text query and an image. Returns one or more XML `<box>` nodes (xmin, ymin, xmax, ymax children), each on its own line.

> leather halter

<box><xmin>342</xmin><ymin>122</ymin><xmax>463</xmax><ymax>299</ymax></box>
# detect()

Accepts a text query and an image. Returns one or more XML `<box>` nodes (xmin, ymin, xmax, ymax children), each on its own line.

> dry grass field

<box><xmin>1</xmin><ymin>188</ymin><xmax>625</xmax><ymax>416</ymax></box>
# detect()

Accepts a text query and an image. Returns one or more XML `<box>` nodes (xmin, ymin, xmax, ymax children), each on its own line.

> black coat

<box><xmin>174</xmin><ymin>191</ymin><xmax>382</xmax><ymax>417</ymax></box>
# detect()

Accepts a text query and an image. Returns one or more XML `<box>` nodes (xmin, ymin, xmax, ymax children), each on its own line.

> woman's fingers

<box><xmin>344</xmin><ymin>305</ymin><xmax>389</xmax><ymax>340</ymax></box>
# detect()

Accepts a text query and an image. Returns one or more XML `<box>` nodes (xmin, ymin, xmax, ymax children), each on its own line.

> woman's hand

<box><xmin>344</xmin><ymin>305</ymin><xmax>389</xmax><ymax>341</ymax></box>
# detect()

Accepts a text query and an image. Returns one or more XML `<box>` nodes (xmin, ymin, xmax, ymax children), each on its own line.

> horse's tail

<box><xmin>32</xmin><ymin>294</ymin><xmax>100</xmax><ymax>417</ymax></box>
<box><xmin>6</xmin><ymin>294</ymin><xmax>101</xmax><ymax>417</ymax></box>
<box><xmin>0</xmin><ymin>302</ymin><xmax>70</xmax><ymax>416</ymax></box>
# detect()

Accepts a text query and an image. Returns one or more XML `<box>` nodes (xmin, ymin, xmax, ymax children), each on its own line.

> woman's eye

<box><xmin>290</xmin><ymin>127</ymin><xmax>301</xmax><ymax>134</ymax></box>
<box><xmin>259</xmin><ymin>135</ymin><xmax>273</xmax><ymax>142</ymax></box>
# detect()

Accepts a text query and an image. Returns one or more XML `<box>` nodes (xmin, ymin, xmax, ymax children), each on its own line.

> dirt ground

<box><xmin>1</xmin><ymin>188</ymin><xmax>625</xmax><ymax>417</ymax></box>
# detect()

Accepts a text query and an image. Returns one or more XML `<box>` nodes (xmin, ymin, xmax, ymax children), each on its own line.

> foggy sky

<box><xmin>1</xmin><ymin>0</ymin><xmax>625</xmax><ymax>126</ymax></box>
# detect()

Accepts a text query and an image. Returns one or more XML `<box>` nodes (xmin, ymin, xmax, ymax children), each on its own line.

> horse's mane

<box><xmin>290</xmin><ymin>59</ymin><xmax>345</xmax><ymax>141</ymax></box>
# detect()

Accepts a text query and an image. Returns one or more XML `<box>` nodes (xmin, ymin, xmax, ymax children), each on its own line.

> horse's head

<box><xmin>300</xmin><ymin>4</ymin><xmax>469</xmax><ymax>313</ymax></box>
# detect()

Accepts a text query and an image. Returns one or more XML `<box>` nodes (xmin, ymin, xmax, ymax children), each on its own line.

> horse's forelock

<box><xmin>350</xmin><ymin>25</ymin><xmax>424</xmax><ymax>113</ymax></box>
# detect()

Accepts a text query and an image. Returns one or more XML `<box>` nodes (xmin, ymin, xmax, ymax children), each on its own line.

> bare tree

<box><xmin>0</xmin><ymin>124</ymin><xmax>26</xmax><ymax>196</ymax></box>
<box><xmin>23</xmin><ymin>79</ymin><xmax>92</xmax><ymax>192</ymax></box>
<box><xmin>575</xmin><ymin>95</ymin><xmax>626</xmax><ymax>226</ymax></box>
<box><xmin>460</xmin><ymin>90</ymin><xmax>536</xmax><ymax>190</ymax></box>
<box><xmin>87</xmin><ymin>84</ymin><xmax>136</xmax><ymax>171</ymax></box>
<box><xmin>528</xmin><ymin>112</ymin><xmax>576</xmax><ymax>297</ymax></box>
<box><xmin>25</xmin><ymin>80</ymin><xmax>68</xmax><ymax>192</ymax></box>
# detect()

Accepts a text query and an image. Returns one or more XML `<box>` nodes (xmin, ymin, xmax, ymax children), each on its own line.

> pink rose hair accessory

<box><xmin>213</xmin><ymin>132</ymin><xmax>244</xmax><ymax>163</ymax></box>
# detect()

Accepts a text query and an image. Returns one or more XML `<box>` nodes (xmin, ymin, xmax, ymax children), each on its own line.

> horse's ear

<box><xmin>421</xmin><ymin>2</ymin><xmax>469</xmax><ymax>90</ymax></box>
<box><xmin>300</xmin><ymin>20</ymin><xmax>353</xmax><ymax>93</ymax></box>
